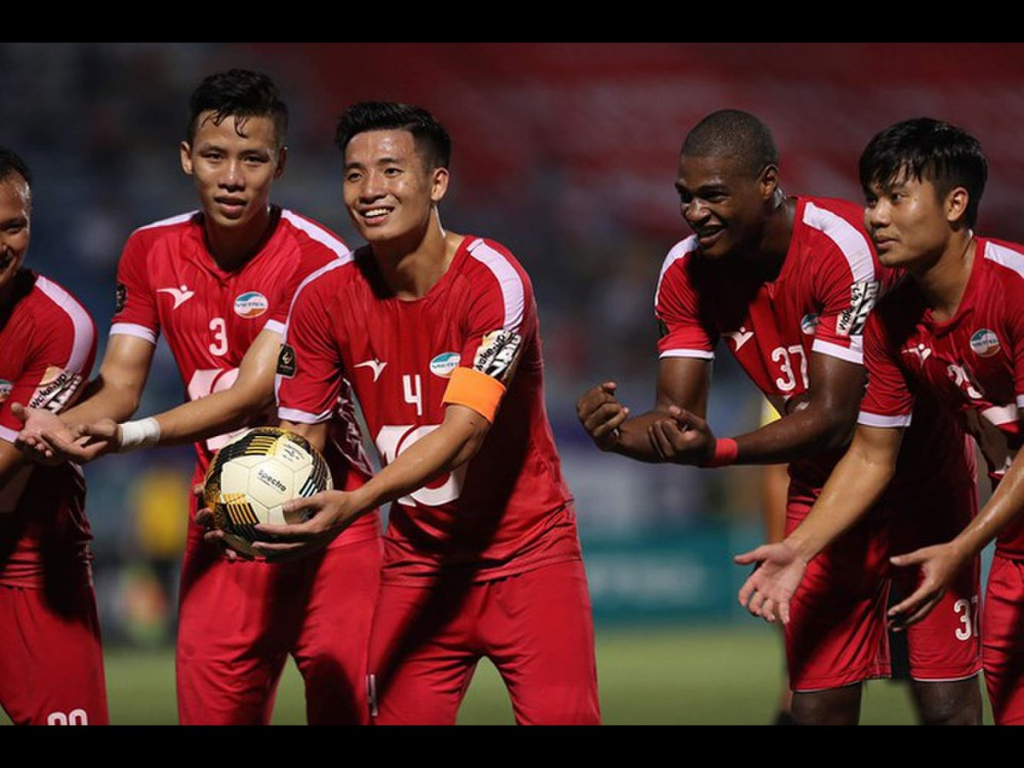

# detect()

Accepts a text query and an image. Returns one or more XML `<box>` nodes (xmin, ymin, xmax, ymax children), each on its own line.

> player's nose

<box><xmin>682</xmin><ymin>198</ymin><xmax>709</xmax><ymax>226</ymax></box>
<box><xmin>358</xmin><ymin>169</ymin><xmax>386</xmax><ymax>201</ymax></box>
<box><xmin>219</xmin><ymin>158</ymin><xmax>245</xmax><ymax>190</ymax></box>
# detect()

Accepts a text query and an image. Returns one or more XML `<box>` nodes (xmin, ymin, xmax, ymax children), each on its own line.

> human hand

<box><xmin>248</xmin><ymin>490</ymin><xmax>359</xmax><ymax>561</ymax></box>
<box><xmin>647</xmin><ymin>405</ymin><xmax>715</xmax><ymax>466</ymax></box>
<box><xmin>734</xmin><ymin>540</ymin><xmax>808</xmax><ymax>625</ymax></box>
<box><xmin>576</xmin><ymin>381</ymin><xmax>630</xmax><ymax>451</ymax></box>
<box><xmin>887</xmin><ymin>543</ymin><xmax>965</xmax><ymax>631</ymax></box>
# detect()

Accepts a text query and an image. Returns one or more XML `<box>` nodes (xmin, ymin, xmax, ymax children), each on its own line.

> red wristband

<box><xmin>705</xmin><ymin>437</ymin><xmax>738</xmax><ymax>468</ymax></box>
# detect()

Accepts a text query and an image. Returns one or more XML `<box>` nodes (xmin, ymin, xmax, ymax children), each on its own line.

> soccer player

<box><xmin>736</xmin><ymin>117</ymin><xmax>1024</xmax><ymax>725</ymax></box>
<box><xmin>255</xmin><ymin>102</ymin><xmax>600</xmax><ymax>725</ymax></box>
<box><xmin>17</xmin><ymin>70</ymin><xmax>381</xmax><ymax>725</ymax></box>
<box><xmin>576</xmin><ymin>110</ymin><xmax>981</xmax><ymax>725</ymax></box>
<box><xmin>0</xmin><ymin>147</ymin><xmax>107</xmax><ymax>725</ymax></box>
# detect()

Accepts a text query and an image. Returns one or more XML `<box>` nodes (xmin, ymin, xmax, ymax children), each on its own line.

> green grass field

<box><xmin>0</xmin><ymin>624</ymin><xmax>995</xmax><ymax>725</ymax></box>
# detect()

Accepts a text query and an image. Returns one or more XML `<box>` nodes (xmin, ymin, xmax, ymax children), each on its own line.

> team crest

<box><xmin>429</xmin><ymin>352</ymin><xmax>460</xmax><ymax>379</ymax></box>
<box><xmin>277</xmin><ymin>344</ymin><xmax>297</xmax><ymax>377</ymax></box>
<box><xmin>0</xmin><ymin>380</ymin><xmax>11</xmax><ymax>404</ymax></box>
<box><xmin>234</xmin><ymin>291</ymin><xmax>269</xmax><ymax>319</ymax></box>
<box><xmin>801</xmin><ymin>314</ymin><xmax>820</xmax><ymax>335</ymax></box>
<box><xmin>115</xmin><ymin>282</ymin><xmax>127</xmax><ymax>314</ymax></box>
<box><xmin>970</xmin><ymin>328</ymin><xmax>1000</xmax><ymax>358</ymax></box>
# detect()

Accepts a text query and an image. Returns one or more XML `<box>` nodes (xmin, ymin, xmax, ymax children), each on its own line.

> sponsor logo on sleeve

<box><xmin>115</xmin><ymin>282</ymin><xmax>127</xmax><ymax>314</ymax></box>
<box><xmin>234</xmin><ymin>291</ymin><xmax>269</xmax><ymax>319</ymax></box>
<box><xmin>472</xmin><ymin>330</ymin><xmax>522</xmax><ymax>384</ymax></box>
<box><xmin>28</xmin><ymin>367</ymin><xmax>84</xmax><ymax>413</ymax></box>
<box><xmin>0</xmin><ymin>380</ymin><xmax>11</xmax><ymax>403</ymax></box>
<box><xmin>836</xmin><ymin>280</ymin><xmax>879</xmax><ymax>337</ymax></box>
<box><xmin>801</xmin><ymin>314</ymin><xmax>820</xmax><ymax>335</ymax></box>
<box><xmin>276</xmin><ymin>344</ymin><xmax>296</xmax><ymax>377</ymax></box>
<box><xmin>970</xmin><ymin>328</ymin><xmax>1000</xmax><ymax>358</ymax></box>
<box><xmin>429</xmin><ymin>352</ymin><xmax>461</xmax><ymax>379</ymax></box>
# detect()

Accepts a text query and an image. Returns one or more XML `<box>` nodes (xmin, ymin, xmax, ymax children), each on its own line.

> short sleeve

<box><xmin>858</xmin><ymin>312</ymin><xmax>914</xmax><ymax>429</ymax></box>
<box><xmin>109</xmin><ymin>232</ymin><xmax>159</xmax><ymax>345</ymax></box>
<box><xmin>802</xmin><ymin>202</ymin><xmax>880</xmax><ymax>366</ymax></box>
<box><xmin>276</xmin><ymin>266</ymin><xmax>347</xmax><ymax>425</ymax></box>
<box><xmin>654</xmin><ymin>239</ymin><xmax>716</xmax><ymax>360</ymax></box>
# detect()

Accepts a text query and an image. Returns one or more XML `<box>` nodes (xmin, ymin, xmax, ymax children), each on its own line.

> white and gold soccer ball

<box><xmin>202</xmin><ymin>427</ymin><xmax>332</xmax><ymax>556</ymax></box>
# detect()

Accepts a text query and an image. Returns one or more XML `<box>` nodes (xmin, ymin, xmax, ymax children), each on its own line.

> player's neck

<box><xmin>745</xmin><ymin>193</ymin><xmax>795</xmax><ymax>281</ymax></box>
<box><xmin>203</xmin><ymin>205</ymin><xmax>277</xmax><ymax>271</ymax></box>
<box><xmin>372</xmin><ymin>210</ymin><xmax>460</xmax><ymax>300</ymax></box>
<box><xmin>914</xmin><ymin>229</ymin><xmax>975</xmax><ymax>323</ymax></box>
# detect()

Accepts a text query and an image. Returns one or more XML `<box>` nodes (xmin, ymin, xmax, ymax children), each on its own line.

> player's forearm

<box><xmin>785</xmin><ymin>430</ymin><xmax>897</xmax><ymax>561</ymax></box>
<box><xmin>732</xmin><ymin>400</ymin><xmax>856</xmax><ymax>466</ymax></box>
<box><xmin>60</xmin><ymin>377</ymin><xmax>141</xmax><ymax>428</ymax></box>
<box><xmin>611</xmin><ymin>410</ymin><xmax>682</xmax><ymax>463</ymax></box>
<box><xmin>351</xmin><ymin>407</ymin><xmax>488</xmax><ymax>514</ymax></box>
<box><xmin>151</xmin><ymin>384</ymin><xmax>275</xmax><ymax>447</ymax></box>
<box><xmin>947</xmin><ymin>450</ymin><xmax>1024</xmax><ymax>561</ymax></box>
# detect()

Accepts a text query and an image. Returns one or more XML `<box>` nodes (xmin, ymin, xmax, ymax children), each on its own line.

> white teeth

<box><xmin>364</xmin><ymin>208</ymin><xmax>390</xmax><ymax>218</ymax></box>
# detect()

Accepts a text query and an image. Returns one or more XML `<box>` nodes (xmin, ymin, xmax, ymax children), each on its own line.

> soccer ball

<box><xmin>202</xmin><ymin>427</ymin><xmax>332</xmax><ymax>556</ymax></box>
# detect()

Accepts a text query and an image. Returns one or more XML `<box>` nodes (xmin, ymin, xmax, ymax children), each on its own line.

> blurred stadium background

<box><xmin>2</xmin><ymin>42</ymin><xmax>1019</xmax><ymax>725</ymax></box>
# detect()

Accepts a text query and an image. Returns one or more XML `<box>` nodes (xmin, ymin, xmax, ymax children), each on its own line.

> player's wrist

<box><xmin>702</xmin><ymin>437</ymin><xmax>738</xmax><ymax>468</ymax></box>
<box><xmin>118</xmin><ymin>417</ymin><xmax>161</xmax><ymax>451</ymax></box>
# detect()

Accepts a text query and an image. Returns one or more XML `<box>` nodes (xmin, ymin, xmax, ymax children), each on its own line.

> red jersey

<box><xmin>860</xmin><ymin>237</ymin><xmax>1024</xmax><ymax>558</ymax></box>
<box><xmin>0</xmin><ymin>270</ymin><xmax>97</xmax><ymax>587</ymax></box>
<box><xmin>110</xmin><ymin>206</ymin><xmax>378</xmax><ymax>545</ymax></box>
<box><xmin>277</xmin><ymin>236</ymin><xmax>580</xmax><ymax>583</ymax></box>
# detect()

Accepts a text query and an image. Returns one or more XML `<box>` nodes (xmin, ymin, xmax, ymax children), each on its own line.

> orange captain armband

<box><xmin>442</xmin><ymin>367</ymin><xmax>507</xmax><ymax>423</ymax></box>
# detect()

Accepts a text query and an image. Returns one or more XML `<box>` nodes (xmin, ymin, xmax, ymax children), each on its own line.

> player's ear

<box><xmin>945</xmin><ymin>185</ymin><xmax>969</xmax><ymax>226</ymax></box>
<box><xmin>758</xmin><ymin>163</ymin><xmax>780</xmax><ymax>200</ymax></box>
<box><xmin>430</xmin><ymin>166</ymin><xmax>450</xmax><ymax>204</ymax></box>
<box><xmin>274</xmin><ymin>145</ymin><xmax>288</xmax><ymax>179</ymax></box>
<box><xmin>180</xmin><ymin>141</ymin><xmax>194</xmax><ymax>176</ymax></box>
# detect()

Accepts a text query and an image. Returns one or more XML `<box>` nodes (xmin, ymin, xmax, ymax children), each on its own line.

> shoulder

<box><xmin>655</xmin><ymin>236</ymin><xmax>699</xmax><ymax>300</ymax></box>
<box><xmin>278</xmin><ymin>209</ymin><xmax>351</xmax><ymax>262</ymax></box>
<box><xmin>128</xmin><ymin>211</ymin><xmax>201</xmax><ymax>245</ymax></box>
<box><xmin>981</xmin><ymin>238</ymin><xmax>1024</xmax><ymax>287</ymax></box>
<box><xmin>796</xmin><ymin>196</ymin><xmax>878</xmax><ymax>281</ymax></box>
<box><xmin>28</xmin><ymin>274</ymin><xmax>94</xmax><ymax>331</ymax></box>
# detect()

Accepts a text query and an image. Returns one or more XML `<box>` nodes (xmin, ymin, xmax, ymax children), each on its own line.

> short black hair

<box><xmin>186</xmin><ymin>69</ymin><xmax>288</xmax><ymax>148</ymax></box>
<box><xmin>334</xmin><ymin>102</ymin><xmax>451</xmax><ymax>170</ymax></box>
<box><xmin>0</xmin><ymin>146</ymin><xmax>32</xmax><ymax>188</ymax></box>
<box><xmin>859</xmin><ymin>117</ymin><xmax>987</xmax><ymax>228</ymax></box>
<box><xmin>681</xmin><ymin>109</ymin><xmax>779</xmax><ymax>177</ymax></box>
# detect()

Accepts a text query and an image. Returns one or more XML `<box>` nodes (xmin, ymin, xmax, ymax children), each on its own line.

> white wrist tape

<box><xmin>119</xmin><ymin>418</ymin><xmax>161</xmax><ymax>451</ymax></box>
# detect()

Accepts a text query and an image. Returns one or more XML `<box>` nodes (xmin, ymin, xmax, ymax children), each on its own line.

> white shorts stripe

<box><xmin>35</xmin><ymin>276</ymin><xmax>95</xmax><ymax>373</ymax></box>
<box><xmin>659</xmin><ymin>348</ymin><xmax>715</xmax><ymax>360</ymax></box>
<box><xmin>858</xmin><ymin>411</ymin><xmax>912</xmax><ymax>428</ymax></box>
<box><xmin>278</xmin><ymin>406</ymin><xmax>333</xmax><ymax>425</ymax></box>
<box><xmin>110</xmin><ymin>322</ymin><xmax>158</xmax><ymax>345</ymax></box>
<box><xmin>467</xmin><ymin>238</ymin><xmax>526</xmax><ymax>333</ymax></box>
<box><xmin>812</xmin><ymin>339</ymin><xmax>863</xmax><ymax>364</ymax></box>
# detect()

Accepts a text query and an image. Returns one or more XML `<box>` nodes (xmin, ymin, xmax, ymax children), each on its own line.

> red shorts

<box><xmin>0</xmin><ymin>574</ymin><xmax>108</xmax><ymax>725</ymax></box>
<box><xmin>176</xmin><ymin>534</ymin><xmax>381</xmax><ymax>725</ymax></box>
<box><xmin>367</xmin><ymin>558</ymin><xmax>600</xmax><ymax>725</ymax></box>
<box><xmin>982</xmin><ymin>554</ymin><xmax>1024</xmax><ymax>724</ymax></box>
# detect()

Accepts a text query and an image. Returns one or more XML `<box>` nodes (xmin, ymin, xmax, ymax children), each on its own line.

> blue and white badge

<box><xmin>234</xmin><ymin>291</ymin><xmax>269</xmax><ymax>319</ymax></box>
<box><xmin>429</xmin><ymin>352</ymin><xmax>460</xmax><ymax>378</ymax></box>
<box><xmin>801</xmin><ymin>313</ymin><xmax>820</xmax><ymax>335</ymax></box>
<box><xmin>0</xmin><ymin>380</ymin><xmax>11</xmax><ymax>403</ymax></box>
<box><xmin>970</xmin><ymin>328</ymin><xmax>1000</xmax><ymax>358</ymax></box>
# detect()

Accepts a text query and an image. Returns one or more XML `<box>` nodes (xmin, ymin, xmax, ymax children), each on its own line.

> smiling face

<box><xmin>863</xmin><ymin>172</ymin><xmax>964</xmax><ymax>270</ymax></box>
<box><xmin>0</xmin><ymin>172</ymin><xmax>30</xmax><ymax>300</ymax></box>
<box><xmin>342</xmin><ymin>129</ymin><xmax>448</xmax><ymax>247</ymax></box>
<box><xmin>675</xmin><ymin>153</ymin><xmax>775</xmax><ymax>259</ymax></box>
<box><xmin>180</xmin><ymin>112</ymin><xmax>285</xmax><ymax>236</ymax></box>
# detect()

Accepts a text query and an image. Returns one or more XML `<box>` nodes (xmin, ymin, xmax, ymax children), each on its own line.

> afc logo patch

<box><xmin>115</xmin><ymin>282</ymin><xmax>127</xmax><ymax>314</ymax></box>
<box><xmin>276</xmin><ymin>344</ymin><xmax>297</xmax><ymax>377</ymax></box>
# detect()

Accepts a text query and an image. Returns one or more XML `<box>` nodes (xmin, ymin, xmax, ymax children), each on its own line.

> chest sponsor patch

<box><xmin>0</xmin><ymin>380</ymin><xmax>11</xmax><ymax>404</ymax></box>
<box><xmin>429</xmin><ymin>352</ymin><xmax>460</xmax><ymax>379</ymax></box>
<box><xmin>115</xmin><ymin>282</ymin><xmax>127</xmax><ymax>314</ymax></box>
<box><xmin>836</xmin><ymin>280</ymin><xmax>879</xmax><ymax>337</ymax></box>
<box><xmin>29</xmin><ymin>366</ymin><xmax>83</xmax><ymax>413</ymax></box>
<box><xmin>277</xmin><ymin>344</ymin><xmax>296</xmax><ymax>378</ymax></box>
<box><xmin>234</xmin><ymin>291</ymin><xmax>269</xmax><ymax>319</ymax></box>
<box><xmin>801</xmin><ymin>313</ymin><xmax>820</xmax><ymax>335</ymax></box>
<box><xmin>970</xmin><ymin>328</ymin><xmax>1000</xmax><ymax>358</ymax></box>
<box><xmin>473</xmin><ymin>330</ymin><xmax>522</xmax><ymax>384</ymax></box>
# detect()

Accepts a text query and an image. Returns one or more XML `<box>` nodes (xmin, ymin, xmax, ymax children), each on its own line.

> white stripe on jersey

<box><xmin>984</xmin><ymin>241</ymin><xmax>1024</xmax><ymax>279</ymax></box>
<box><xmin>134</xmin><ymin>211</ymin><xmax>197</xmax><ymax>233</ymax></box>
<box><xmin>110</xmin><ymin>322</ymin><xmax>158</xmax><ymax>345</ymax></box>
<box><xmin>812</xmin><ymin>338</ymin><xmax>863</xmax><ymax>364</ymax></box>
<box><xmin>654</xmin><ymin>236</ymin><xmax>697</xmax><ymax>310</ymax></box>
<box><xmin>802</xmin><ymin>202</ymin><xmax>876</xmax><ymax>283</ymax></box>
<box><xmin>858</xmin><ymin>411</ymin><xmax>912</xmax><ymax>428</ymax></box>
<box><xmin>659</xmin><ymin>349</ymin><xmax>715</xmax><ymax>360</ymax></box>
<box><xmin>263</xmin><ymin>319</ymin><xmax>285</xmax><ymax>337</ymax></box>
<box><xmin>467</xmin><ymin>238</ymin><xmax>526</xmax><ymax>332</ymax></box>
<box><xmin>35</xmin><ymin>276</ymin><xmax>95</xmax><ymax>373</ymax></box>
<box><xmin>278</xmin><ymin>406</ymin><xmax>333</xmax><ymax>425</ymax></box>
<box><xmin>281</xmin><ymin>210</ymin><xmax>351</xmax><ymax>260</ymax></box>
<box><xmin>0</xmin><ymin>425</ymin><xmax>18</xmax><ymax>444</ymax></box>
<box><xmin>982</xmin><ymin>404</ymin><xmax>1019</xmax><ymax>426</ymax></box>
